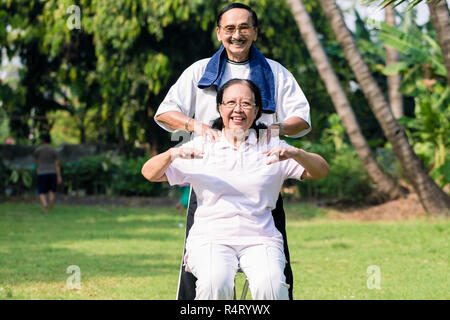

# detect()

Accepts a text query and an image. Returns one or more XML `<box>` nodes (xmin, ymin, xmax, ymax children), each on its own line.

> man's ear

<box><xmin>216</xmin><ymin>26</ymin><xmax>222</xmax><ymax>42</ymax></box>
<box><xmin>253</xmin><ymin>27</ymin><xmax>258</xmax><ymax>42</ymax></box>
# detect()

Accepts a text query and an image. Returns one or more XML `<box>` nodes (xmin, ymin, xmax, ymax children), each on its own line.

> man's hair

<box><xmin>212</xmin><ymin>78</ymin><xmax>266</xmax><ymax>136</ymax></box>
<box><xmin>40</xmin><ymin>133</ymin><xmax>51</xmax><ymax>144</ymax></box>
<box><xmin>216</xmin><ymin>3</ymin><xmax>258</xmax><ymax>27</ymax></box>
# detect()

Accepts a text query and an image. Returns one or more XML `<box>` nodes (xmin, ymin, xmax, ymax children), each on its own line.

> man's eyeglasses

<box><xmin>221</xmin><ymin>100</ymin><xmax>256</xmax><ymax>110</ymax></box>
<box><xmin>219</xmin><ymin>24</ymin><xmax>253</xmax><ymax>35</ymax></box>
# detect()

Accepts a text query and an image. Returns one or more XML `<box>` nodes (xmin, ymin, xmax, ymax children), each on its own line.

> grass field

<box><xmin>0</xmin><ymin>202</ymin><xmax>448</xmax><ymax>300</ymax></box>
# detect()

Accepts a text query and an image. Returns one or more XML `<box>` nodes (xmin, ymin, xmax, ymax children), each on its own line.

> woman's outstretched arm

<box><xmin>141</xmin><ymin>149</ymin><xmax>174</xmax><ymax>182</ymax></box>
<box><xmin>142</xmin><ymin>148</ymin><xmax>205</xmax><ymax>182</ymax></box>
<box><xmin>264</xmin><ymin>147</ymin><xmax>330</xmax><ymax>180</ymax></box>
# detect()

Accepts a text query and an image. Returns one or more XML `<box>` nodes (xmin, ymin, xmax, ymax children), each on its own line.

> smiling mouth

<box><xmin>230</xmin><ymin>39</ymin><xmax>246</xmax><ymax>46</ymax></box>
<box><xmin>231</xmin><ymin>116</ymin><xmax>246</xmax><ymax>124</ymax></box>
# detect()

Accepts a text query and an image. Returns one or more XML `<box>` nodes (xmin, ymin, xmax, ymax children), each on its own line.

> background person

<box><xmin>143</xmin><ymin>79</ymin><xmax>329</xmax><ymax>299</ymax></box>
<box><xmin>154</xmin><ymin>2</ymin><xmax>312</xmax><ymax>300</ymax></box>
<box><xmin>35</xmin><ymin>133</ymin><xmax>62</xmax><ymax>213</ymax></box>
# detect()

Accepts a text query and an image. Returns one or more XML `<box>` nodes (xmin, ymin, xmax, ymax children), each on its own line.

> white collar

<box><xmin>217</xmin><ymin>129</ymin><xmax>258</xmax><ymax>149</ymax></box>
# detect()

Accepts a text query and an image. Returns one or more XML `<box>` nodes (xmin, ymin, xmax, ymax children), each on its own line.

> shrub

<box><xmin>61</xmin><ymin>155</ymin><xmax>116</xmax><ymax>195</ymax></box>
<box><xmin>2</xmin><ymin>165</ymin><xmax>36</xmax><ymax>196</ymax></box>
<box><xmin>111</xmin><ymin>156</ymin><xmax>169</xmax><ymax>196</ymax></box>
<box><xmin>295</xmin><ymin>144</ymin><xmax>373</xmax><ymax>202</ymax></box>
<box><xmin>0</xmin><ymin>161</ymin><xmax>11</xmax><ymax>195</ymax></box>
<box><xmin>60</xmin><ymin>154</ymin><xmax>167</xmax><ymax>196</ymax></box>
<box><xmin>287</xmin><ymin>113</ymin><xmax>374</xmax><ymax>202</ymax></box>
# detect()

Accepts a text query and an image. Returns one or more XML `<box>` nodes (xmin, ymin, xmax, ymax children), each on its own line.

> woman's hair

<box><xmin>216</xmin><ymin>3</ymin><xmax>258</xmax><ymax>27</ymax></box>
<box><xmin>211</xmin><ymin>79</ymin><xmax>267</xmax><ymax>136</ymax></box>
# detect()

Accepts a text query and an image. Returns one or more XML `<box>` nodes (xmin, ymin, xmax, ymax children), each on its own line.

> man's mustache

<box><xmin>229</xmin><ymin>38</ymin><xmax>246</xmax><ymax>42</ymax></box>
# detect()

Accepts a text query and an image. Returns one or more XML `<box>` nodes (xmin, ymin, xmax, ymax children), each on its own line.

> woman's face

<box><xmin>219</xmin><ymin>83</ymin><xmax>259</xmax><ymax>132</ymax></box>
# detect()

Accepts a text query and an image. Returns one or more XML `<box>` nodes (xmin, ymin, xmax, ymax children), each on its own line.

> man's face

<box><xmin>216</xmin><ymin>8</ymin><xmax>258</xmax><ymax>62</ymax></box>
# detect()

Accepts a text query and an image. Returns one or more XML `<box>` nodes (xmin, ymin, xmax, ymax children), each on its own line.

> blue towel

<box><xmin>197</xmin><ymin>44</ymin><xmax>276</xmax><ymax>114</ymax></box>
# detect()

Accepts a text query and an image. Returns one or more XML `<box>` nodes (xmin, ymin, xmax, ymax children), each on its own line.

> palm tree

<box><xmin>385</xmin><ymin>4</ymin><xmax>404</xmax><ymax>118</ymax></box>
<box><xmin>285</xmin><ymin>0</ymin><xmax>407</xmax><ymax>201</ymax></box>
<box><xmin>427</xmin><ymin>0</ymin><xmax>450</xmax><ymax>87</ymax></box>
<box><xmin>365</xmin><ymin>0</ymin><xmax>450</xmax><ymax>86</ymax></box>
<box><xmin>317</xmin><ymin>0</ymin><xmax>450</xmax><ymax>214</ymax></box>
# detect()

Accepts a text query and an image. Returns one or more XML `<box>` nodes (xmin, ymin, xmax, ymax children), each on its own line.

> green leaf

<box><xmin>10</xmin><ymin>170</ymin><xmax>19</xmax><ymax>184</ymax></box>
<box><xmin>22</xmin><ymin>171</ymin><xmax>32</xmax><ymax>188</ymax></box>
<box><xmin>382</xmin><ymin>61</ymin><xmax>409</xmax><ymax>76</ymax></box>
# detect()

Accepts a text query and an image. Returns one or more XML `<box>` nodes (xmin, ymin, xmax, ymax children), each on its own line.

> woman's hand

<box><xmin>262</xmin><ymin>147</ymin><xmax>298</xmax><ymax>165</ymax></box>
<box><xmin>262</xmin><ymin>147</ymin><xmax>330</xmax><ymax>180</ymax></box>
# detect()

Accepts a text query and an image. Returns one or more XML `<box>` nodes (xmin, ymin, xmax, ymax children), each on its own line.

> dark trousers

<box><xmin>176</xmin><ymin>189</ymin><xmax>294</xmax><ymax>300</ymax></box>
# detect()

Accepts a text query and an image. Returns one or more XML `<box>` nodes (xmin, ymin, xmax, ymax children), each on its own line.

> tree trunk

<box><xmin>428</xmin><ymin>0</ymin><xmax>450</xmax><ymax>87</ymax></box>
<box><xmin>78</xmin><ymin>113</ymin><xmax>86</xmax><ymax>143</ymax></box>
<box><xmin>78</xmin><ymin>123</ymin><xmax>86</xmax><ymax>144</ymax></box>
<box><xmin>146</xmin><ymin>105</ymin><xmax>166</xmax><ymax>155</ymax></box>
<box><xmin>385</xmin><ymin>4</ymin><xmax>404</xmax><ymax>119</ymax></box>
<box><xmin>286</xmin><ymin>0</ymin><xmax>407</xmax><ymax>201</ymax></box>
<box><xmin>318</xmin><ymin>0</ymin><xmax>450</xmax><ymax>214</ymax></box>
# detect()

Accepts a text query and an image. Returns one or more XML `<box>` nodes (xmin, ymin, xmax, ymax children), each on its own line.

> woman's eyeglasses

<box><xmin>221</xmin><ymin>100</ymin><xmax>256</xmax><ymax>110</ymax></box>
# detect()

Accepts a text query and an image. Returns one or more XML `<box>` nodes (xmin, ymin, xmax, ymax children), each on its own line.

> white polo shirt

<box><xmin>165</xmin><ymin>132</ymin><xmax>305</xmax><ymax>251</ymax></box>
<box><xmin>155</xmin><ymin>58</ymin><xmax>311</xmax><ymax>138</ymax></box>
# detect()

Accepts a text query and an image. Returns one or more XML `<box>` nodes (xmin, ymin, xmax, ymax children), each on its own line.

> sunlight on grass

<box><xmin>0</xmin><ymin>202</ymin><xmax>448</xmax><ymax>300</ymax></box>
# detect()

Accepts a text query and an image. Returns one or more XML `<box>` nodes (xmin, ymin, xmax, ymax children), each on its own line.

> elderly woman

<box><xmin>142</xmin><ymin>79</ymin><xmax>329</xmax><ymax>300</ymax></box>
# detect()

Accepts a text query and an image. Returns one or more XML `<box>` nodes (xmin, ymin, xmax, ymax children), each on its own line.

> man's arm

<box><xmin>156</xmin><ymin>111</ymin><xmax>222</xmax><ymax>142</ymax></box>
<box><xmin>269</xmin><ymin>60</ymin><xmax>312</xmax><ymax>138</ymax></box>
<box><xmin>269</xmin><ymin>116</ymin><xmax>310</xmax><ymax>137</ymax></box>
<box><xmin>156</xmin><ymin>111</ymin><xmax>196</xmax><ymax>132</ymax></box>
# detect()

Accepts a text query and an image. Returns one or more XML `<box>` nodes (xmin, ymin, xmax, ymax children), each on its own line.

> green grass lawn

<box><xmin>0</xmin><ymin>201</ymin><xmax>448</xmax><ymax>300</ymax></box>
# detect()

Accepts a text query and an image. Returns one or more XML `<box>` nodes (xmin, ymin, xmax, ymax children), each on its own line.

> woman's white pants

<box><xmin>185</xmin><ymin>242</ymin><xmax>290</xmax><ymax>300</ymax></box>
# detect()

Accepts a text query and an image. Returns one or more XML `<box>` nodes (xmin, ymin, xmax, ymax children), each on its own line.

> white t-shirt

<box><xmin>155</xmin><ymin>58</ymin><xmax>311</xmax><ymax>138</ymax></box>
<box><xmin>165</xmin><ymin>132</ymin><xmax>305</xmax><ymax>251</ymax></box>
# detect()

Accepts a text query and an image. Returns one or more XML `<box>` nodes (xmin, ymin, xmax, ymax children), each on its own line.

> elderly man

<box><xmin>155</xmin><ymin>2</ymin><xmax>311</xmax><ymax>300</ymax></box>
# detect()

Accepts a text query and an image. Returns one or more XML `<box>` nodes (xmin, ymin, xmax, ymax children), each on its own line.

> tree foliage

<box><xmin>363</xmin><ymin>0</ymin><xmax>443</xmax><ymax>9</ymax></box>
<box><xmin>0</xmin><ymin>0</ymin><xmax>367</xmax><ymax>152</ymax></box>
<box><xmin>379</xmin><ymin>20</ymin><xmax>450</xmax><ymax>186</ymax></box>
